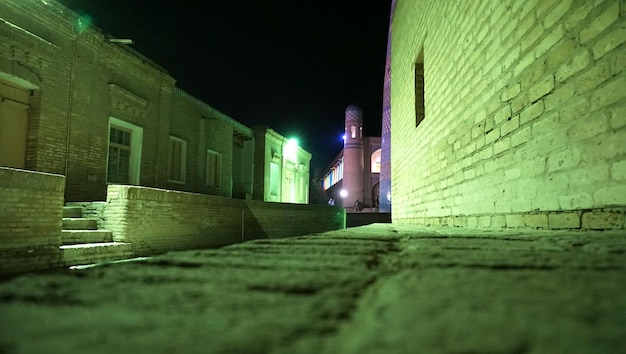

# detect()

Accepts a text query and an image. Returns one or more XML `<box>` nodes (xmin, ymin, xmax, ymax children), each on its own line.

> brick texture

<box><xmin>0</xmin><ymin>167</ymin><xmax>64</xmax><ymax>275</ymax></box>
<box><xmin>0</xmin><ymin>1</ymin><xmax>262</xmax><ymax>202</ymax></box>
<box><xmin>103</xmin><ymin>185</ymin><xmax>345</xmax><ymax>257</ymax></box>
<box><xmin>390</xmin><ymin>0</ymin><xmax>626</xmax><ymax>230</ymax></box>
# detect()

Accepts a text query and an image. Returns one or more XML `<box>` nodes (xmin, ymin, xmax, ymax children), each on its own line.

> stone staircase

<box><xmin>60</xmin><ymin>204</ymin><xmax>132</xmax><ymax>267</ymax></box>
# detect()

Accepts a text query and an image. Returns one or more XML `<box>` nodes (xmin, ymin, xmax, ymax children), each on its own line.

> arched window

<box><xmin>351</xmin><ymin>125</ymin><xmax>356</xmax><ymax>138</ymax></box>
<box><xmin>371</xmin><ymin>149</ymin><xmax>381</xmax><ymax>173</ymax></box>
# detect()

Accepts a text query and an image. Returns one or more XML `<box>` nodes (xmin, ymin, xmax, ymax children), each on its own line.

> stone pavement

<box><xmin>1</xmin><ymin>224</ymin><xmax>625</xmax><ymax>354</ymax></box>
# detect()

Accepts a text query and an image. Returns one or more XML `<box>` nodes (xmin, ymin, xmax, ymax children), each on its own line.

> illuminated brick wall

<box><xmin>391</xmin><ymin>1</ymin><xmax>626</xmax><ymax>229</ymax></box>
<box><xmin>103</xmin><ymin>185</ymin><xmax>344</xmax><ymax>256</ymax></box>
<box><xmin>0</xmin><ymin>167</ymin><xmax>64</xmax><ymax>275</ymax></box>
<box><xmin>0</xmin><ymin>1</ymin><xmax>255</xmax><ymax>202</ymax></box>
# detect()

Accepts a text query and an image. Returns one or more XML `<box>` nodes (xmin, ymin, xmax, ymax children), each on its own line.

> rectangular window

<box><xmin>168</xmin><ymin>136</ymin><xmax>187</xmax><ymax>183</ymax></box>
<box><xmin>206</xmin><ymin>149</ymin><xmax>222</xmax><ymax>187</ymax></box>
<box><xmin>415</xmin><ymin>50</ymin><xmax>425</xmax><ymax>127</ymax></box>
<box><xmin>270</xmin><ymin>162</ymin><xmax>280</xmax><ymax>196</ymax></box>
<box><xmin>107</xmin><ymin>126</ymin><xmax>132</xmax><ymax>183</ymax></box>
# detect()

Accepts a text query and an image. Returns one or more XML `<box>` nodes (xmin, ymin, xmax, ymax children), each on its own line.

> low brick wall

<box><xmin>244</xmin><ymin>200</ymin><xmax>345</xmax><ymax>239</ymax></box>
<box><xmin>0</xmin><ymin>167</ymin><xmax>64</xmax><ymax>276</ymax></box>
<box><xmin>395</xmin><ymin>208</ymin><xmax>625</xmax><ymax>230</ymax></box>
<box><xmin>103</xmin><ymin>185</ymin><xmax>345</xmax><ymax>256</ymax></box>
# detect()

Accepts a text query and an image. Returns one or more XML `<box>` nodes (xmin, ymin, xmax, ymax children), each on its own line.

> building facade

<box><xmin>252</xmin><ymin>125</ymin><xmax>311</xmax><ymax>204</ymax></box>
<box><xmin>0</xmin><ymin>0</ymin><xmax>310</xmax><ymax>204</ymax></box>
<box><xmin>323</xmin><ymin>105</ymin><xmax>381</xmax><ymax>211</ymax></box>
<box><xmin>389</xmin><ymin>0</ymin><xmax>626</xmax><ymax>229</ymax></box>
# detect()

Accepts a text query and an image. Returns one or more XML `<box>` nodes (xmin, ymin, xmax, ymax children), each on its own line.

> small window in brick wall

<box><xmin>415</xmin><ymin>50</ymin><xmax>425</xmax><ymax>127</ymax></box>
<box><xmin>206</xmin><ymin>149</ymin><xmax>222</xmax><ymax>188</ymax></box>
<box><xmin>168</xmin><ymin>136</ymin><xmax>187</xmax><ymax>183</ymax></box>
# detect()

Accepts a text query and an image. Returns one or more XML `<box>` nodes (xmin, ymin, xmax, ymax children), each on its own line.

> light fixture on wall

<box><xmin>107</xmin><ymin>38</ymin><xmax>134</xmax><ymax>45</ymax></box>
<box><xmin>340</xmin><ymin>189</ymin><xmax>348</xmax><ymax>198</ymax></box>
<box><xmin>284</xmin><ymin>138</ymin><xmax>299</xmax><ymax>162</ymax></box>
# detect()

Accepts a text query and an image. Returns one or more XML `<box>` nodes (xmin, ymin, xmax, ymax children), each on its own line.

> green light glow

<box><xmin>76</xmin><ymin>13</ymin><xmax>92</xmax><ymax>34</ymax></box>
<box><xmin>285</xmin><ymin>138</ymin><xmax>299</xmax><ymax>162</ymax></box>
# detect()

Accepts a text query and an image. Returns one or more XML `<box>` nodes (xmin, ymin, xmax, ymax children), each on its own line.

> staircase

<box><xmin>60</xmin><ymin>205</ymin><xmax>132</xmax><ymax>267</ymax></box>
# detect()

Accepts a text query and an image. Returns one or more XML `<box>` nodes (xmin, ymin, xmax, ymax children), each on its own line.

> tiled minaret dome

<box><xmin>345</xmin><ymin>104</ymin><xmax>363</xmax><ymax>122</ymax></box>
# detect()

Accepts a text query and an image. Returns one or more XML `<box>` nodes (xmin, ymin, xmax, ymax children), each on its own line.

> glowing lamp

<box><xmin>339</xmin><ymin>189</ymin><xmax>348</xmax><ymax>198</ymax></box>
<box><xmin>284</xmin><ymin>138</ymin><xmax>298</xmax><ymax>161</ymax></box>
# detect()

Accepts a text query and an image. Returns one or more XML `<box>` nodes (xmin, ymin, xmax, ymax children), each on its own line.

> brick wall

<box><xmin>0</xmin><ymin>0</ymin><xmax>177</xmax><ymax>201</ymax></box>
<box><xmin>103</xmin><ymin>185</ymin><xmax>345</xmax><ymax>257</ymax></box>
<box><xmin>391</xmin><ymin>0</ymin><xmax>625</xmax><ymax>229</ymax></box>
<box><xmin>244</xmin><ymin>199</ymin><xmax>345</xmax><ymax>239</ymax></box>
<box><xmin>0</xmin><ymin>167</ymin><xmax>64</xmax><ymax>276</ymax></box>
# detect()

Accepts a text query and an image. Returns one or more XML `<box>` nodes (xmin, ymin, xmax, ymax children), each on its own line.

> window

<box><xmin>168</xmin><ymin>136</ymin><xmax>186</xmax><ymax>183</ymax></box>
<box><xmin>107</xmin><ymin>117</ymin><xmax>143</xmax><ymax>184</ymax></box>
<box><xmin>415</xmin><ymin>50</ymin><xmax>425</xmax><ymax>127</ymax></box>
<box><xmin>108</xmin><ymin>126</ymin><xmax>132</xmax><ymax>183</ymax></box>
<box><xmin>351</xmin><ymin>125</ymin><xmax>356</xmax><ymax>139</ymax></box>
<box><xmin>206</xmin><ymin>149</ymin><xmax>222</xmax><ymax>187</ymax></box>
<box><xmin>270</xmin><ymin>162</ymin><xmax>280</xmax><ymax>196</ymax></box>
<box><xmin>371</xmin><ymin>149</ymin><xmax>381</xmax><ymax>173</ymax></box>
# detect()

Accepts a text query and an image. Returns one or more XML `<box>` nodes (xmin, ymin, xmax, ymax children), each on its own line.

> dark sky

<box><xmin>58</xmin><ymin>1</ymin><xmax>391</xmax><ymax>173</ymax></box>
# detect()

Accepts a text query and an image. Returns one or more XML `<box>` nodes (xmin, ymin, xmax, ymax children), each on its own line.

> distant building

<box><xmin>323</xmin><ymin>105</ymin><xmax>381</xmax><ymax>211</ymax></box>
<box><xmin>252</xmin><ymin>126</ymin><xmax>311</xmax><ymax>204</ymax></box>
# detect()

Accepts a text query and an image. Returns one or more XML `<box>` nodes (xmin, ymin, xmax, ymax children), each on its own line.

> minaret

<box><xmin>343</xmin><ymin>104</ymin><xmax>364</xmax><ymax>210</ymax></box>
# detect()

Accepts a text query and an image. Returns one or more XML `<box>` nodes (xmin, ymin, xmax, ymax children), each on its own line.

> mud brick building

<box><xmin>253</xmin><ymin>125</ymin><xmax>311</xmax><ymax>204</ymax></box>
<box><xmin>388</xmin><ymin>0</ymin><xmax>626</xmax><ymax>229</ymax></box>
<box><xmin>0</xmin><ymin>0</ymin><xmax>310</xmax><ymax>203</ymax></box>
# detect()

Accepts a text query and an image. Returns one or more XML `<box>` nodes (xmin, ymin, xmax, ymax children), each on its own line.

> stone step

<box><xmin>62</xmin><ymin>206</ymin><xmax>83</xmax><ymax>218</ymax></box>
<box><xmin>60</xmin><ymin>242</ymin><xmax>133</xmax><ymax>267</ymax></box>
<box><xmin>61</xmin><ymin>230</ymin><xmax>113</xmax><ymax>245</ymax></box>
<box><xmin>62</xmin><ymin>218</ymin><xmax>97</xmax><ymax>230</ymax></box>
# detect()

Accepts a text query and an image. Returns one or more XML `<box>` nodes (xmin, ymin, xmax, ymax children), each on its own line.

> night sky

<box><xmin>58</xmin><ymin>0</ymin><xmax>391</xmax><ymax>173</ymax></box>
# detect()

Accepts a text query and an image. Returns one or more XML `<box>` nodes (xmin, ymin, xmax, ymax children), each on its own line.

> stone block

<box><xmin>494</xmin><ymin>137</ymin><xmax>511</xmax><ymax>155</ymax></box>
<box><xmin>556</xmin><ymin>49</ymin><xmax>591</xmax><ymax>83</ymax></box>
<box><xmin>520</xmin><ymin>57</ymin><xmax>547</xmax><ymax>89</ymax></box>
<box><xmin>590</xmin><ymin>75</ymin><xmax>626</xmax><ymax>110</ymax></box>
<box><xmin>535</xmin><ymin>24</ymin><xmax>564</xmax><ymax>58</ymax></box>
<box><xmin>559</xmin><ymin>98</ymin><xmax>590</xmax><ymax>125</ymax></box>
<box><xmin>567</xmin><ymin>113</ymin><xmax>608</xmax><ymax>141</ymax></box>
<box><xmin>511</xmin><ymin>126</ymin><xmax>532</xmax><ymax>147</ymax></box>
<box><xmin>514</xmin><ymin>52</ymin><xmax>536</xmax><ymax>77</ymax></box>
<box><xmin>500</xmin><ymin>116</ymin><xmax>520</xmax><ymax>137</ymax></box>
<box><xmin>524</xmin><ymin>214</ymin><xmax>549</xmax><ymax>228</ymax></box>
<box><xmin>581</xmin><ymin>210</ymin><xmax>624</xmax><ymax>229</ymax></box>
<box><xmin>609</xmin><ymin>42</ymin><xmax>626</xmax><ymax>75</ymax></box>
<box><xmin>592</xmin><ymin>23</ymin><xmax>626</xmax><ymax>60</ymax></box>
<box><xmin>529</xmin><ymin>75</ymin><xmax>555</xmax><ymax>103</ymax></box>
<box><xmin>544</xmin><ymin>82</ymin><xmax>575</xmax><ymax>112</ymax></box>
<box><xmin>491</xmin><ymin>215</ymin><xmax>507</xmax><ymax>227</ymax></box>
<box><xmin>506</xmin><ymin>214</ymin><xmax>525</xmax><ymax>228</ymax></box>
<box><xmin>547</xmin><ymin>148</ymin><xmax>581</xmax><ymax>172</ymax></box>
<box><xmin>543</xmin><ymin>0</ymin><xmax>572</xmax><ymax>29</ymax></box>
<box><xmin>612</xmin><ymin>160</ymin><xmax>626</xmax><ymax>180</ymax></box>
<box><xmin>520</xmin><ymin>100</ymin><xmax>544</xmax><ymax>124</ymax></box>
<box><xmin>593</xmin><ymin>184</ymin><xmax>626</xmax><ymax>206</ymax></box>
<box><xmin>575</xmin><ymin>60</ymin><xmax>611</xmax><ymax>95</ymax></box>
<box><xmin>558</xmin><ymin>193</ymin><xmax>593</xmax><ymax>210</ymax></box>
<box><xmin>501</xmin><ymin>84</ymin><xmax>521</xmax><ymax>102</ymax></box>
<box><xmin>564</xmin><ymin>1</ymin><xmax>593</xmax><ymax>32</ymax></box>
<box><xmin>548</xmin><ymin>212</ymin><xmax>581</xmax><ymax>229</ymax></box>
<box><xmin>521</xmin><ymin>25</ymin><xmax>544</xmax><ymax>53</ymax></box>
<box><xmin>579</xmin><ymin>1</ymin><xmax>619</xmax><ymax>44</ymax></box>
<box><xmin>467</xmin><ymin>216</ymin><xmax>479</xmax><ymax>228</ymax></box>
<box><xmin>546</xmin><ymin>38</ymin><xmax>576</xmax><ymax>70</ymax></box>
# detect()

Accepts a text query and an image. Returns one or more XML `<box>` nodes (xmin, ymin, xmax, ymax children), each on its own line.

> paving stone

<box><xmin>0</xmin><ymin>224</ymin><xmax>625</xmax><ymax>354</ymax></box>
